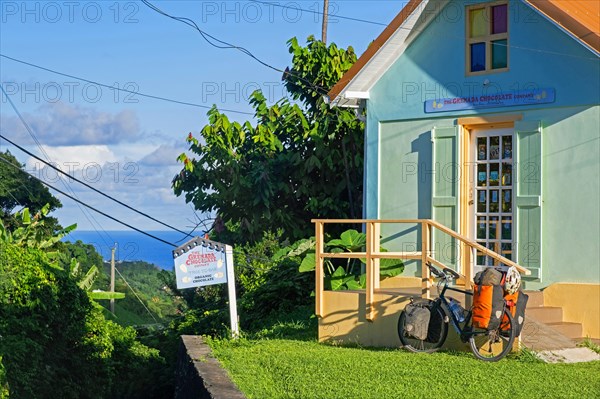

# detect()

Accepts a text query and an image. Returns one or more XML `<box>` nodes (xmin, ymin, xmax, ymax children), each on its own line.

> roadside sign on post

<box><xmin>172</xmin><ymin>237</ymin><xmax>239</xmax><ymax>338</ymax></box>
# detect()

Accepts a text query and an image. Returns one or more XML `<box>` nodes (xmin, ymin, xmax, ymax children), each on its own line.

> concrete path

<box><xmin>521</xmin><ymin>316</ymin><xmax>600</xmax><ymax>363</ymax></box>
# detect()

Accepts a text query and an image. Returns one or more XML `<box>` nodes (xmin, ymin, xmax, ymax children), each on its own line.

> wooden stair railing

<box><xmin>312</xmin><ymin>219</ymin><xmax>531</xmax><ymax>321</ymax></box>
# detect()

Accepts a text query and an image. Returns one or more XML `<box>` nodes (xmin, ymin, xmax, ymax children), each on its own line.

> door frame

<box><xmin>457</xmin><ymin>114</ymin><xmax>522</xmax><ymax>277</ymax></box>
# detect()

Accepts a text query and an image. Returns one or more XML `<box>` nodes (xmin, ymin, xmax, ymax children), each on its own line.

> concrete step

<box><xmin>527</xmin><ymin>306</ymin><xmax>563</xmax><ymax>324</ymax></box>
<box><xmin>524</xmin><ymin>290</ymin><xmax>544</xmax><ymax>308</ymax></box>
<box><xmin>547</xmin><ymin>322</ymin><xmax>583</xmax><ymax>340</ymax></box>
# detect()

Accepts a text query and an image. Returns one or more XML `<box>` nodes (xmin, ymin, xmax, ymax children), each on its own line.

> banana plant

<box><xmin>69</xmin><ymin>259</ymin><xmax>125</xmax><ymax>301</ymax></box>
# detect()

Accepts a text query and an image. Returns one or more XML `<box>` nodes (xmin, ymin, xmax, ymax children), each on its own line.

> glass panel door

<box><xmin>472</xmin><ymin>128</ymin><xmax>514</xmax><ymax>269</ymax></box>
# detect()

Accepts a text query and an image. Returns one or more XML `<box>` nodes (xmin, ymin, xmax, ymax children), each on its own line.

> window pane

<box><xmin>501</xmin><ymin>163</ymin><xmax>512</xmax><ymax>186</ymax></box>
<box><xmin>478</xmin><ymin>190</ymin><xmax>487</xmax><ymax>212</ymax></box>
<box><xmin>503</xmin><ymin>136</ymin><xmax>512</xmax><ymax>159</ymax></box>
<box><xmin>470</xmin><ymin>8</ymin><xmax>487</xmax><ymax>37</ymax></box>
<box><xmin>492</xmin><ymin>39</ymin><xmax>508</xmax><ymax>69</ymax></box>
<box><xmin>478</xmin><ymin>164</ymin><xmax>487</xmax><ymax>186</ymax></box>
<box><xmin>489</xmin><ymin>190</ymin><xmax>499</xmax><ymax>212</ymax></box>
<box><xmin>477</xmin><ymin>216</ymin><xmax>487</xmax><ymax>239</ymax></box>
<box><xmin>490</xmin><ymin>136</ymin><xmax>500</xmax><ymax>160</ymax></box>
<box><xmin>489</xmin><ymin>216</ymin><xmax>498</xmax><ymax>240</ymax></box>
<box><xmin>502</xmin><ymin>217</ymin><xmax>512</xmax><ymax>240</ymax></box>
<box><xmin>492</xmin><ymin>5</ymin><xmax>508</xmax><ymax>34</ymax></box>
<box><xmin>490</xmin><ymin>163</ymin><xmax>499</xmax><ymax>186</ymax></box>
<box><xmin>477</xmin><ymin>137</ymin><xmax>487</xmax><ymax>160</ymax></box>
<box><xmin>476</xmin><ymin>247</ymin><xmax>486</xmax><ymax>265</ymax></box>
<box><xmin>471</xmin><ymin>42</ymin><xmax>486</xmax><ymax>72</ymax></box>
<box><xmin>501</xmin><ymin>243</ymin><xmax>512</xmax><ymax>261</ymax></box>
<box><xmin>502</xmin><ymin>189</ymin><xmax>512</xmax><ymax>212</ymax></box>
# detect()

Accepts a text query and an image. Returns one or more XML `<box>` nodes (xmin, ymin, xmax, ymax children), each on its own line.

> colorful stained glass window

<box><xmin>470</xmin><ymin>8</ymin><xmax>487</xmax><ymax>37</ymax></box>
<box><xmin>467</xmin><ymin>3</ymin><xmax>508</xmax><ymax>74</ymax></box>
<box><xmin>492</xmin><ymin>39</ymin><xmax>508</xmax><ymax>69</ymax></box>
<box><xmin>471</xmin><ymin>42</ymin><xmax>486</xmax><ymax>72</ymax></box>
<box><xmin>492</xmin><ymin>4</ymin><xmax>508</xmax><ymax>34</ymax></box>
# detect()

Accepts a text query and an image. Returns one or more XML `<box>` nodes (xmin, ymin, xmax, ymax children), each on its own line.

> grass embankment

<box><xmin>208</xmin><ymin>315</ymin><xmax>600</xmax><ymax>399</ymax></box>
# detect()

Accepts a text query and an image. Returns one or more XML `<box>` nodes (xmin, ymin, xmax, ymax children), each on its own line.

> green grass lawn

<box><xmin>208</xmin><ymin>324</ymin><xmax>600</xmax><ymax>399</ymax></box>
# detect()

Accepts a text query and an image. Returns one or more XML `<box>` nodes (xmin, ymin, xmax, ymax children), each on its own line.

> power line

<box><xmin>0</xmin><ymin>82</ymin><xmax>115</xmax><ymax>249</ymax></box>
<box><xmin>114</xmin><ymin>265</ymin><xmax>159</xmax><ymax>323</ymax></box>
<box><xmin>140</xmin><ymin>0</ymin><xmax>331</xmax><ymax>97</ymax></box>
<box><xmin>0</xmin><ymin>154</ymin><xmax>178</xmax><ymax>247</ymax></box>
<box><xmin>248</xmin><ymin>0</ymin><xmax>387</xmax><ymax>27</ymax></box>
<box><xmin>0</xmin><ymin>54</ymin><xmax>254</xmax><ymax>116</ymax></box>
<box><xmin>0</xmin><ymin>133</ymin><xmax>194</xmax><ymax>238</ymax></box>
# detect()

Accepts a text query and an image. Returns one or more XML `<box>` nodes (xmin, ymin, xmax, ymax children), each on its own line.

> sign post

<box><xmin>172</xmin><ymin>237</ymin><xmax>239</xmax><ymax>338</ymax></box>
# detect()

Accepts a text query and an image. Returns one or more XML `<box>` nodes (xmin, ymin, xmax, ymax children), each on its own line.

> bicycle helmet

<box><xmin>504</xmin><ymin>266</ymin><xmax>521</xmax><ymax>294</ymax></box>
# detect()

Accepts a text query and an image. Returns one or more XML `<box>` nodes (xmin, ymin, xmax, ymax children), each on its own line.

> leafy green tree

<box><xmin>173</xmin><ymin>36</ymin><xmax>363</xmax><ymax>243</ymax></box>
<box><xmin>0</xmin><ymin>151</ymin><xmax>62</xmax><ymax>236</ymax></box>
<box><xmin>0</xmin><ymin>214</ymin><xmax>170</xmax><ymax>398</ymax></box>
<box><xmin>0</xmin><ymin>151</ymin><xmax>61</xmax><ymax>220</ymax></box>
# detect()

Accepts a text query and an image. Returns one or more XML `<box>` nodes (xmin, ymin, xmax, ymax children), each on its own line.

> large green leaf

<box><xmin>345</xmin><ymin>279</ymin><xmax>362</xmax><ymax>290</ymax></box>
<box><xmin>379</xmin><ymin>260</ymin><xmax>404</xmax><ymax>278</ymax></box>
<box><xmin>299</xmin><ymin>252</ymin><xmax>316</xmax><ymax>272</ymax></box>
<box><xmin>330</xmin><ymin>266</ymin><xmax>347</xmax><ymax>290</ymax></box>
<box><xmin>326</xmin><ymin>229</ymin><xmax>366</xmax><ymax>252</ymax></box>
<box><xmin>88</xmin><ymin>291</ymin><xmax>126</xmax><ymax>300</ymax></box>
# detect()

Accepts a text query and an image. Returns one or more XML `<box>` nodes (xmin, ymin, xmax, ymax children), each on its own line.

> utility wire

<box><xmin>0</xmin><ymin>83</ymin><xmax>115</xmax><ymax>249</ymax></box>
<box><xmin>0</xmin><ymin>154</ymin><xmax>178</xmax><ymax>247</ymax></box>
<box><xmin>114</xmin><ymin>266</ymin><xmax>159</xmax><ymax>323</ymax></box>
<box><xmin>140</xmin><ymin>0</ymin><xmax>331</xmax><ymax>97</ymax></box>
<box><xmin>248</xmin><ymin>0</ymin><xmax>387</xmax><ymax>27</ymax></box>
<box><xmin>0</xmin><ymin>54</ymin><xmax>254</xmax><ymax>116</ymax></box>
<box><xmin>0</xmin><ymin>133</ymin><xmax>194</xmax><ymax>238</ymax></box>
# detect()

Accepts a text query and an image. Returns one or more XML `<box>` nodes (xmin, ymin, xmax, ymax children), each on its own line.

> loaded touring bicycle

<box><xmin>398</xmin><ymin>264</ymin><xmax>527</xmax><ymax>361</ymax></box>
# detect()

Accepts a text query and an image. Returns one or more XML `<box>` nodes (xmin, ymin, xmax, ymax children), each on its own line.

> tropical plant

<box><xmin>173</xmin><ymin>36</ymin><xmax>363</xmax><ymax>244</ymax></box>
<box><xmin>0</xmin><ymin>150</ymin><xmax>62</xmax><ymax>232</ymax></box>
<box><xmin>295</xmin><ymin>229</ymin><xmax>404</xmax><ymax>290</ymax></box>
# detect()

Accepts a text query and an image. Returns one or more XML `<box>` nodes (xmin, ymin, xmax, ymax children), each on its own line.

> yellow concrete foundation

<box><xmin>318</xmin><ymin>288</ymin><xmax>466</xmax><ymax>350</ymax></box>
<box><xmin>542</xmin><ymin>283</ymin><xmax>600</xmax><ymax>339</ymax></box>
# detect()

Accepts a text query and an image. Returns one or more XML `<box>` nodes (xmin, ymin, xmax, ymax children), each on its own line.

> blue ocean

<box><xmin>63</xmin><ymin>230</ymin><xmax>200</xmax><ymax>270</ymax></box>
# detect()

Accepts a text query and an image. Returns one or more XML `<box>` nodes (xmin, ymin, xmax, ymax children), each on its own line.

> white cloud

<box><xmin>26</xmin><ymin>144</ymin><xmax>118</xmax><ymax>170</ymax></box>
<box><xmin>1</xmin><ymin>102</ymin><xmax>140</xmax><ymax>146</ymax></box>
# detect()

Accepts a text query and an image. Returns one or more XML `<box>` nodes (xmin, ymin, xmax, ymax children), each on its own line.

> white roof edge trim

<box><xmin>345</xmin><ymin>91</ymin><xmax>370</xmax><ymax>99</ymax></box>
<box><xmin>333</xmin><ymin>0</ymin><xmax>440</xmax><ymax>108</ymax></box>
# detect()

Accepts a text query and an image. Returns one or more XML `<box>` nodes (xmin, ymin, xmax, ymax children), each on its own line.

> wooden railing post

<box><xmin>366</xmin><ymin>221</ymin><xmax>375</xmax><ymax>321</ymax></box>
<box><xmin>315</xmin><ymin>221</ymin><xmax>324</xmax><ymax>318</ymax></box>
<box><xmin>421</xmin><ymin>221</ymin><xmax>431</xmax><ymax>299</ymax></box>
<box><xmin>373</xmin><ymin>221</ymin><xmax>381</xmax><ymax>290</ymax></box>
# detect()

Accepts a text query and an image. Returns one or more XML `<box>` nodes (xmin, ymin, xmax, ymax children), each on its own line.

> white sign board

<box><xmin>172</xmin><ymin>237</ymin><xmax>239</xmax><ymax>338</ymax></box>
<box><xmin>173</xmin><ymin>243</ymin><xmax>227</xmax><ymax>289</ymax></box>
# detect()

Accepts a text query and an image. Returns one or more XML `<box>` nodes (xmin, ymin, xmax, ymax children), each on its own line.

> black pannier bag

<box><xmin>426</xmin><ymin>306</ymin><xmax>445</xmax><ymax>343</ymax></box>
<box><xmin>404</xmin><ymin>302</ymin><xmax>431</xmax><ymax>340</ymax></box>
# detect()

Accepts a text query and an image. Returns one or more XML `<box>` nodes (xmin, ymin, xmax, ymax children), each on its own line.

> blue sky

<box><xmin>0</xmin><ymin>1</ymin><xmax>405</xmax><ymax>236</ymax></box>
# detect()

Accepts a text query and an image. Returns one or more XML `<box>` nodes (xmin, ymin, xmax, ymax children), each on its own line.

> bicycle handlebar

<box><xmin>427</xmin><ymin>264</ymin><xmax>461</xmax><ymax>280</ymax></box>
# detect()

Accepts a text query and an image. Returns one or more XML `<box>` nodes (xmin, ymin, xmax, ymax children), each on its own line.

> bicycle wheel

<box><xmin>468</xmin><ymin>308</ymin><xmax>516</xmax><ymax>361</ymax></box>
<box><xmin>398</xmin><ymin>303</ymin><xmax>448</xmax><ymax>353</ymax></box>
